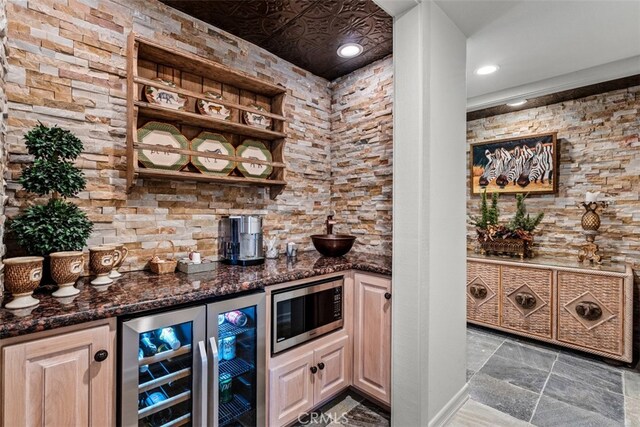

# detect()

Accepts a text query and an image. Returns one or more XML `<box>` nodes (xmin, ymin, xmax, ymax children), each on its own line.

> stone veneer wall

<box><xmin>466</xmin><ymin>85</ymin><xmax>640</xmax><ymax>359</ymax></box>
<box><xmin>3</xmin><ymin>0</ymin><xmax>394</xmax><ymax>271</ymax></box>
<box><xmin>0</xmin><ymin>0</ymin><xmax>7</xmax><ymax>293</ymax></box>
<box><xmin>330</xmin><ymin>56</ymin><xmax>393</xmax><ymax>255</ymax></box>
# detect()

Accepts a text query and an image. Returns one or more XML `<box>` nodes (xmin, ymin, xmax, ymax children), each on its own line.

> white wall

<box><xmin>383</xmin><ymin>0</ymin><xmax>468</xmax><ymax>425</ymax></box>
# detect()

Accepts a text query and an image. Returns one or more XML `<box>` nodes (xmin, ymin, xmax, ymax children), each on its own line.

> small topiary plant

<box><xmin>508</xmin><ymin>193</ymin><xmax>544</xmax><ymax>233</ymax></box>
<box><xmin>10</xmin><ymin>123</ymin><xmax>93</xmax><ymax>256</ymax></box>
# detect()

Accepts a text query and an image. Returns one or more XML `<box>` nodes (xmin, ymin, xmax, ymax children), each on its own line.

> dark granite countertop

<box><xmin>0</xmin><ymin>251</ymin><xmax>391</xmax><ymax>339</ymax></box>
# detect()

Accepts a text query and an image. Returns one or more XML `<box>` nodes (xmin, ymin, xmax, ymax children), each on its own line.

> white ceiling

<box><xmin>435</xmin><ymin>0</ymin><xmax>640</xmax><ymax>110</ymax></box>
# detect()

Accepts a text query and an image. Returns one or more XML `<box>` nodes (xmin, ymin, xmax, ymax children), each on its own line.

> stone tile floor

<box><xmin>293</xmin><ymin>389</ymin><xmax>390</xmax><ymax>426</ymax></box>
<box><xmin>457</xmin><ymin>325</ymin><xmax>640</xmax><ymax>426</ymax></box>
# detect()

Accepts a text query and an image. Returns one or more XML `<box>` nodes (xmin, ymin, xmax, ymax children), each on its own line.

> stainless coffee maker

<box><xmin>219</xmin><ymin>215</ymin><xmax>265</xmax><ymax>266</ymax></box>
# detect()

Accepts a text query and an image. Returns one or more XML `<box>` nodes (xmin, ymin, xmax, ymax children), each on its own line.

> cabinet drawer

<box><xmin>500</xmin><ymin>266</ymin><xmax>552</xmax><ymax>338</ymax></box>
<box><xmin>466</xmin><ymin>262</ymin><xmax>499</xmax><ymax>326</ymax></box>
<box><xmin>557</xmin><ymin>272</ymin><xmax>624</xmax><ymax>357</ymax></box>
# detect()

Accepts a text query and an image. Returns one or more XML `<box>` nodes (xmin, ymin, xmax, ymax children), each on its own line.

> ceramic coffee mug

<box><xmin>89</xmin><ymin>246</ymin><xmax>116</xmax><ymax>286</ymax></box>
<box><xmin>3</xmin><ymin>256</ymin><xmax>44</xmax><ymax>309</ymax></box>
<box><xmin>50</xmin><ymin>251</ymin><xmax>84</xmax><ymax>298</ymax></box>
<box><xmin>109</xmin><ymin>244</ymin><xmax>129</xmax><ymax>279</ymax></box>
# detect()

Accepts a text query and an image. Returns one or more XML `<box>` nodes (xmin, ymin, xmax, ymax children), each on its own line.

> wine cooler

<box><xmin>120</xmin><ymin>292</ymin><xmax>265</xmax><ymax>427</ymax></box>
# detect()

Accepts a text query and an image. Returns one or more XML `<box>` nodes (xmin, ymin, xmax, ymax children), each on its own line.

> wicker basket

<box><xmin>479</xmin><ymin>237</ymin><xmax>533</xmax><ymax>260</ymax></box>
<box><xmin>149</xmin><ymin>241</ymin><xmax>178</xmax><ymax>274</ymax></box>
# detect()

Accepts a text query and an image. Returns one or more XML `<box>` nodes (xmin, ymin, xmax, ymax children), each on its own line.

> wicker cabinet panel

<box><xmin>466</xmin><ymin>261</ymin><xmax>500</xmax><ymax>326</ymax></box>
<box><xmin>500</xmin><ymin>266</ymin><xmax>553</xmax><ymax>338</ymax></box>
<box><xmin>557</xmin><ymin>272</ymin><xmax>624</xmax><ymax>357</ymax></box>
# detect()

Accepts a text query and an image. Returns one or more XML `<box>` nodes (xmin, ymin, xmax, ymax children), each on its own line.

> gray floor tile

<box><xmin>626</xmin><ymin>396</ymin><xmax>640</xmax><ymax>427</ymax></box>
<box><xmin>552</xmin><ymin>358</ymin><xmax>623</xmax><ymax>394</ymax></box>
<box><xmin>479</xmin><ymin>353</ymin><xmax>551</xmax><ymax>393</ymax></box>
<box><xmin>625</xmin><ymin>370</ymin><xmax>640</xmax><ymax>399</ymax></box>
<box><xmin>542</xmin><ymin>373</ymin><xmax>625</xmax><ymax>423</ymax></box>
<box><xmin>467</xmin><ymin>331</ymin><xmax>504</xmax><ymax>372</ymax></box>
<box><xmin>339</xmin><ymin>400</ymin><xmax>390</xmax><ymax>426</ymax></box>
<box><xmin>469</xmin><ymin>372</ymin><xmax>539</xmax><ymax>422</ymax></box>
<box><xmin>493</xmin><ymin>340</ymin><xmax>557</xmax><ymax>372</ymax></box>
<box><xmin>446</xmin><ymin>399</ymin><xmax>530</xmax><ymax>427</ymax></box>
<box><xmin>531</xmin><ymin>395</ymin><xmax>621</xmax><ymax>427</ymax></box>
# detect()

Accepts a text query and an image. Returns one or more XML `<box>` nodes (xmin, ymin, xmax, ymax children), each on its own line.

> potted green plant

<box><xmin>470</xmin><ymin>192</ymin><xmax>543</xmax><ymax>259</ymax></box>
<box><xmin>10</xmin><ymin>124</ymin><xmax>93</xmax><ymax>266</ymax></box>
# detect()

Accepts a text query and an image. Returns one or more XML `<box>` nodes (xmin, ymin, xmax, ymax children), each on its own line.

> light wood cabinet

<box><xmin>268</xmin><ymin>334</ymin><xmax>351</xmax><ymax>427</ymax></box>
<box><xmin>269</xmin><ymin>350</ymin><xmax>315</xmax><ymax>427</ymax></box>
<box><xmin>1</xmin><ymin>322</ymin><xmax>115</xmax><ymax>427</ymax></box>
<box><xmin>352</xmin><ymin>273</ymin><xmax>391</xmax><ymax>405</ymax></box>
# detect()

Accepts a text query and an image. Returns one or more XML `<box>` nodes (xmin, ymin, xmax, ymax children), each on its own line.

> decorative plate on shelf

<box><xmin>197</xmin><ymin>92</ymin><xmax>231</xmax><ymax>120</ymax></box>
<box><xmin>137</xmin><ymin>122</ymin><xmax>190</xmax><ymax>170</ymax></box>
<box><xmin>144</xmin><ymin>79</ymin><xmax>187</xmax><ymax>110</ymax></box>
<box><xmin>190</xmin><ymin>132</ymin><xmax>236</xmax><ymax>175</ymax></box>
<box><xmin>243</xmin><ymin>105</ymin><xmax>272</xmax><ymax>130</ymax></box>
<box><xmin>236</xmin><ymin>139</ymin><xmax>273</xmax><ymax>179</ymax></box>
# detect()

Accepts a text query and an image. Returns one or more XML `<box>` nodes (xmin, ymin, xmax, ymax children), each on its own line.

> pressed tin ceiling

<box><xmin>159</xmin><ymin>0</ymin><xmax>393</xmax><ymax>81</ymax></box>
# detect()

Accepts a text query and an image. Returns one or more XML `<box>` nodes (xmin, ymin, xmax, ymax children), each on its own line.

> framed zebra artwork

<box><xmin>470</xmin><ymin>132</ymin><xmax>558</xmax><ymax>195</ymax></box>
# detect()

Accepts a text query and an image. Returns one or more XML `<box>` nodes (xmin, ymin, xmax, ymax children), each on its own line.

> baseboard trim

<box><xmin>428</xmin><ymin>383</ymin><xmax>469</xmax><ymax>427</ymax></box>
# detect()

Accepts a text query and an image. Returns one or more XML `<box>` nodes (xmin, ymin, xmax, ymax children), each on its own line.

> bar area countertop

<box><xmin>0</xmin><ymin>251</ymin><xmax>391</xmax><ymax>339</ymax></box>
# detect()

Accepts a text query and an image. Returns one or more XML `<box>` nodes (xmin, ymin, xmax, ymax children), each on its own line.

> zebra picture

<box><xmin>471</xmin><ymin>132</ymin><xmax>558</xmax><ymax>195</ymax></box>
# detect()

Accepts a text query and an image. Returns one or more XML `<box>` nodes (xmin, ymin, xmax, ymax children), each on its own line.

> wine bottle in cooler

<box><xmin>140</xmin><ymin>332</ymin><xmax>158</xmax><ymax>357</ymax></box>
<box><xmin>138</xmin><ymin>348</ymin><xmax>149</xmax><ymax>374</ymax></box>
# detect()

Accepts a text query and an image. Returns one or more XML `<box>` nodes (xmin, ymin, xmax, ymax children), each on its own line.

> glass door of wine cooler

<box><xmin>207</xmin><ymin>292</ymin><xmax>265</xmax><ymax>427</ymax></box>
<box><xmin>121</xmin><ymin>306</ymin><xmax>207</xmax><ymax>427</ymax></box>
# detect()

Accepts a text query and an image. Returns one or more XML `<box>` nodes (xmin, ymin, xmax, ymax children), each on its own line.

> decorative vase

<box><xmin>3</xmin><ymin>256</ymin><xmax>44</xmax><ymax>309</ymax></box>
<box><xmin>89</xmin><ymin>246</ymin><xmax>116</xmax><ymax>286</ymax></box>
<box><xmin>50</xmin><ymin>251</ymin><xmax>84</xmax><ymax>298</ymax></box>
<box><xmin>109</xmin><ymin>244</ymin><xmax>129</xmax><ymax>279</ymax></box>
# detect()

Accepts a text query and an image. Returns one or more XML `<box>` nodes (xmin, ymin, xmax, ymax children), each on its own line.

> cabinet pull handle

<box><xmin>317</xmin><ymin>362</ymin><xmax>325</xmax><ymax>370</ymax></box>
<box><xmin>575</xmin><ymin>301</ymin><xmax>602</xmax><ymax>321</ymax></box>
<box><xmin>515</xmin><ymin>292</ymin><xmax>536</xmax><ymax>309</ymax></box>
<box><xmin>469</xmin><ymin>285</ymin><xmax>487</xmax><ymax>299</ymax></box>
<box><xmin>94</xmin><ymin>350</ymin><xmax>109</xmax><ymax>362</ymax></box>
<box><xmin>384</xmin><ymin>292</ymin><xmax>391</xmax><ymax>300</ymax></box>
<box><xmin>310</xmin><ymin>366</ymin><xmax>318</xmax><ymax>374</ymax></box>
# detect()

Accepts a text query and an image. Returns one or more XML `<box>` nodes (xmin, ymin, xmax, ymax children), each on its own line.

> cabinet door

<box><xmin>314</xmin><ymin>335</ymin><xmax>350</xmax><ymax>404</ymax></box>
<box><xmin>2</xmin><ymin>324</ymin><xmax>114</xmax><ymax>427</ymax></box>
<box><xmin>467</xmin><ymin>261</ymin><xmax>500</xmax><ymax>326</ymax></box>
<box><xmin>353</xmin><ymin>273</ymin><xmax>391</xmax><ymax>405</ymax></box>
<box><xmin>268</xmin><ymin>351</ymin><xmax>315</xmax><ymax>427</ymax></box>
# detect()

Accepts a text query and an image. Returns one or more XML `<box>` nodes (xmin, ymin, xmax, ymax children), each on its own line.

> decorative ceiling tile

<box><xmin>159</xmin><ymin>0</ymin><xmax>393</xmax><ymax>81</ymax></box>
<box><xmin>564</xmin><ymin>291</ymin><xmax>616</xmax><ymax>331</ymax></box>
<box><xmin>506</xmin><ymin>283</ymin><xmax>548</xmax><ymax>318</ymax></box>
<box><xmin>467</xmin><ymin>276</ymin><xmax>496</xmax><ymax>308</ymax></box>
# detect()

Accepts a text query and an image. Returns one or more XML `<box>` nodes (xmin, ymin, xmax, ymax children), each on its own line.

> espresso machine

<box><xmin>219</xmin><ymin>215</ymin><xmax>265</xmax><ymax>266</ymax></box>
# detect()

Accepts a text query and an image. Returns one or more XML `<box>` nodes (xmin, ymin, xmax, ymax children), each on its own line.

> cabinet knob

<box><xmin>310</xmin><ymin>366</ymin><xmax>318</xmax><ymax>374</ymax></box>
<box><xmin>515</xmin><ymin>292</ymin><xmax>536</xmax><ymax>309</ymax></box>
<box><xmin>384</xmin><ymin>292</ymin><xmax>391</xmax><ymax>300</ymax></box>
<box><xmin>575</xmin><ymin>301</ymin><xmax>602</xmax><ymax>321</ymax></box>
<box><xmin>94</xmin><ymin>350</ymin><xmax>109</xmax><ymax>362</ymax></box>
<box><xmin>317</xmin><ymin>362</ymin><xmax>325</xmax><ymax>370</ymax></box>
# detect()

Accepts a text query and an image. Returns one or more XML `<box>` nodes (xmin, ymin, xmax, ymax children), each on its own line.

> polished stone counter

<box><xmin>0</xmin><ymin>251</ymin><xmax>391</xmax><ymax>339</ymax></box>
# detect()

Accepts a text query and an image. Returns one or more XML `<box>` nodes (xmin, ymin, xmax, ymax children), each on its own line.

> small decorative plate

<box><xmin>243</xmin><ymin>105</ymin><xmax>272</xmax><ymax>130</ymax></box>
<box><xmin>144</xmin><ymin>79</ymin><xmax>187</xmax><ymax>110</ymax></box>
<box><xmin>137</xmin><ymin>122</ymin><xmax>189</xmax><ymax>170</ymax></box>
<box><xmin>190</xmin><ymin>132</ymin><xmax>235</xmax><ymax>175</ymax></box>
<box><xmin>236</xmin><ymin>139</ymin><xmax>273</xmax><ymax>179</ymax></box>
<box><xmin>197</xmin><ymin>92</ymin><xmax>231</xmax><ymax>120</ymax></box>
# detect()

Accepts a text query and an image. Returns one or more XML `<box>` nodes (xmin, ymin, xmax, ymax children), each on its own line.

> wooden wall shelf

<box><xmin>126</xmin><ymin>33</ymin><xmax>288</xmax><ymax>199</ymax></box>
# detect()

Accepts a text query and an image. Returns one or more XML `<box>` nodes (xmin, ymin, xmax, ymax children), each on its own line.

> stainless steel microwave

<box><xmin>271</xmin><ymin>277</ymin><xmax>344</xmax><ymax>354</ymax></box>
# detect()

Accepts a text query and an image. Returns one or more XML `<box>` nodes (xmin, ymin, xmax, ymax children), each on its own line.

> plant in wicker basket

<box><xmin>471</xmin><ymin>192</ymin><xmax>544</xmax><ymax>259</ymax></box>
<box><xmin>10</xmin><ymin>123</ymin><xmax>93</xmax><ymax>257</ymax></box>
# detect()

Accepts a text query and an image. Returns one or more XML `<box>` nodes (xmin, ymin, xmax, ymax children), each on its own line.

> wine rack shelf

<box><xmin>220</xmin><ymin>394</ymin><xmax>252</xmax><ymax>426</ymax></box>
<box><xmin>219</xmin><ymin>357</ymin><xmax>253</xmax><ymax>379</ymax></box>
<box><xmin>219</xmin><ymin>323</ymin><xmax>254</xmax><ymax>339</ymax></box>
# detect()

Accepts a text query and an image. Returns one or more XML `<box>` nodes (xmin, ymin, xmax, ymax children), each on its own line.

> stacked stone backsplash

<box><xmin>3</xmin><ymin>0</ymin><xmax>393</xmax><ymax>271</ymax></box>
<box><xmin>330</xmin><ymin>56</ymin><xmax>393</xmax><ymax>255</ymax></box>
<box><xmin>467</xmin><ymin>84</ymin><xmax>640</xmax><ymax>360</ymax></box>
<box><xmin>0</xmin><ymin>0</ymin><xmax>7</xmax><ymax>292</ymax></box>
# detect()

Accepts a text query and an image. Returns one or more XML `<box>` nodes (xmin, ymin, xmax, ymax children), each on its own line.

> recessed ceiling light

<box><xmin>507</xmin><ymin>100</ymin><xmax>527</xmax><ymax>107</ymax></box>
<box><xmin>337</xmin><ymin>43</ymin><xmax>363</xmax><ymax>58</ymax></box>
<box><xmin>475</xmin><ymin>65</ymin><xmax>499</xmax><ymax>75</ymax></box>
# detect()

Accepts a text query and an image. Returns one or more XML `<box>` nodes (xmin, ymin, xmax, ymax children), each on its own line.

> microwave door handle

<box><xmin>210</xmin><ymin>337</ymin><xmax>220</xmax><ymax>427</ymax></box>
<box><xmin>195</xmin><ymin>340</ymin><xmax>208</xmax><ymax>426</ymax></box>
